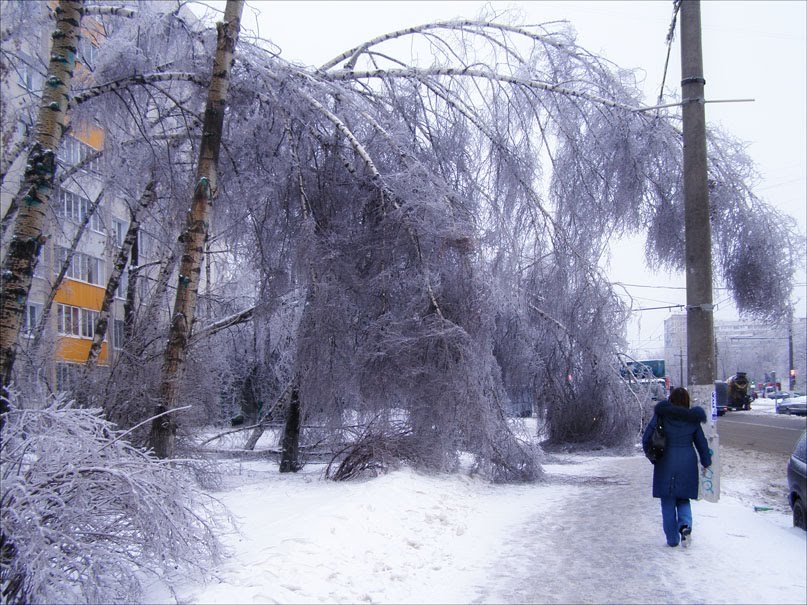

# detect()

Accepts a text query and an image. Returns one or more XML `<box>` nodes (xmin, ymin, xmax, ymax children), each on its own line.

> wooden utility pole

<box><xmin>680</xmin><ymin>0</ymin><xmax>716</xmax><ymax>396</ymax></box>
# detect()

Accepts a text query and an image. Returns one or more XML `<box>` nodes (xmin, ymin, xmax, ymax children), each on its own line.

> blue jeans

<box><xmin>660</xmin><ymin>497</ymin><xmax>692</xmax><ymax>546</ymax></box>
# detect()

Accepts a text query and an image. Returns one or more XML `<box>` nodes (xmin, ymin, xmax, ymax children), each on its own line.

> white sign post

<box><xmin>699</xmin><ymin>389</ymin><xmax>720</xmax><ymax>502</ymax></box>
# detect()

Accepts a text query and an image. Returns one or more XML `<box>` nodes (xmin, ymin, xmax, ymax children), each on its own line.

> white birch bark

<box><xmin>150</xmin><ymin>0</ymin><xmax>244</xmax><ymax>459</ymax></box>
<box><xmin>0</xmin><ymin>0</ymin><xmax>84</xmax><ymax>392</ymax></box>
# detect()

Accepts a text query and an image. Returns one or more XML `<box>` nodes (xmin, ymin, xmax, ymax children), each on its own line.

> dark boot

<box><xmin>679</xmin><ymin>525</ymin><xmax>692</xmax><ymax>548</ymax></box>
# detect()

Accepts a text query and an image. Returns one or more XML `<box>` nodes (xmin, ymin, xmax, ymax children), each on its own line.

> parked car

<box><xmin>788</xmin><ymin>431</ymin><xmax>807</xmax><ymax>530</ymax></box>
<box><xmin>776</xmin><ymin>396</ymin><xmax>807</xmax><ymax>416</ymax></box>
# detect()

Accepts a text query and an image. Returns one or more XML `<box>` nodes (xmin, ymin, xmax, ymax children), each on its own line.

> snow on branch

<box><xmin>320</xmin><ymin>19</ymin><xmax>570</xmax><ymax>71</ymax></box>
<box><xmin>83</xmin><ymin>5</ymin><xmax>136</xmax><ymax>18</ymax></box>
<box><xmin>71</xmin><ymin>72</ymin><xmax>206</xmax><ymax>106</ymax></box>
<box><xmin>324</xmin><ymin>67</ymin><xmax>640</xmax><ymax>113</ymax></box>
<box><xmin>192</xmin><ymin>305</ymin><xmax>255</xmax><ymax>340</ymax></box>
<box><xmin>0</xmin><ymin>391</ymin><xmax>224</xmax><ymax>604</ymax></box>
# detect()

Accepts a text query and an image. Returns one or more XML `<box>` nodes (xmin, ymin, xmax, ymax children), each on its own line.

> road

<box><xmin>717</xmin><ymin>412</ymin><xmax>806</xmax><ymax>455</ymax></box>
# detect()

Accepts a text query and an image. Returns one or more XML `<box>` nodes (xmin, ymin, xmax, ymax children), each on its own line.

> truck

<box><xmin>713</xmin><ymin>381</ymin><xmax>730</xmax><ymax>416</ymax></box>
<box><xmin>727</xmin><ymin>372</ymin><xmax>752</xmax><ymax>410</ymax></box>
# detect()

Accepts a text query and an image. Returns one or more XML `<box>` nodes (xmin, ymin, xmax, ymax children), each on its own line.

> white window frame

<box><xmin>22</xmin><ymin>303</ymin><xmax>41</xmax><ymax>336</ymax></box>
<box><xmin>54</xmin><ymin>246</ymin><xmax>106</xmax><ymax>286</ymax></box>
<box><xmin>56</xmin><ymin>362</ymin><xmax>80</xmax><ymax>393</ymax></box>
<box><xmin>57</xmin><ymin>304</ymin><xmax>81</xmax><ymax>336</ymax></box>
<box><xmin>137</xmin><ymin>230</ymin><xmax>154</xmax><ymax>258</ymax></box>
<box><xmin>57</xmin><ymin>188</ymin><xmax>104</xmax><ymax>233</ymax></box>
<box><xmin>77</xmin><ymin>38</ymin><xmax>98</xmax><ymax>68</ymax></box>
<box><xmin>81</xmin><ymin>309</ymin><xmax>98</xmax><ymax>339</ymax></box>
<box><xmin>60</xmin><ymin>135</ymin><xmax>101</xmax><ymax>174</ymax></box>
<box><xmin>113</xmin><ymin>319</ymin><xmax>125</xmax><ymax>350</ymax></box>
<box><xmin>17</xmin><ymin>59</ymin><xmax>42</xmax><ymax>92</ymax></box>
<box><xmin>115</xmin><ymin>268</ymin><xmax>129</xmax><ymax>299</ymax></box>
<box><xmin>112</xmin><ymin>218</ymin><xmax>127</xmax><ymax>248</ymax></box>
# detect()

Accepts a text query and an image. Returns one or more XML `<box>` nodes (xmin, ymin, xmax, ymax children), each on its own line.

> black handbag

<box><xmin>645</xmin><ymin>414</ymin><xmax>666</xmax><ymax>463</ymax></box>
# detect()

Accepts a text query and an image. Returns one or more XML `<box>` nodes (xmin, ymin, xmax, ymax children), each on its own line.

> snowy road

<box><xmin>718</xmin><ymin>413</ymin><xmax>806</xmax><ymax>455</ymax></box>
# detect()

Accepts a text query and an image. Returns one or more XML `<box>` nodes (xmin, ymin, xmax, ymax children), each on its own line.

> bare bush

<box><xmin>325</xmin><ymin>421</ymin><xmax>418</xmax><ymax>481</ymax></box>
<box><xmin>0</xmin><ymin>390</ymin><xmax>224</xmax><ymax>604</ymax></box>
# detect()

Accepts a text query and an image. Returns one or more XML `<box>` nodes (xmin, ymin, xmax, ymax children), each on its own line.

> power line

<box><xmin>615</xmin><ymin>282</ymin><xmax>737</xmax><ymax>291</ymax></box>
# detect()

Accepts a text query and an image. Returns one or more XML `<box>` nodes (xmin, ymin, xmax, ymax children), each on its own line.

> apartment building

<box><xmin>1</xmin><ymin>5</ymin><xmax>146</xmax><ymax>392</ymax></box>
<box><xmin>664</xmin><ymin>313</ymin><xmax>807</xmax><ymax>391</ymax></box>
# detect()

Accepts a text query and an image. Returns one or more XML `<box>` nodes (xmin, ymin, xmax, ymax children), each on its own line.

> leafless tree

<box><xmin>2</xmin><ymin>3</ymin><xmax>798</xmax><ymax>477</ymax></box>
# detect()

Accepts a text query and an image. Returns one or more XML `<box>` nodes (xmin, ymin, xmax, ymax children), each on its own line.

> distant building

<box><xmin>664</xmin><ymin>314</ymin><xmax>806</xmax><ymax>391</ymax></box>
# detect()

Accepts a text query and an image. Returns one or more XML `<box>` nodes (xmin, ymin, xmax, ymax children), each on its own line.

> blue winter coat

<box><xmin>642</xmin><ymin>400</ymin><xmax>712</xmax><ymax>499</ymax></box>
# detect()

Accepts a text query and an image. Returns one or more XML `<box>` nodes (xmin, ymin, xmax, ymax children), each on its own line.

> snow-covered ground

<box><xmin>144</xmin><ymin>400</ymin><xmax>806</xmax><ymax>604</ymax></box>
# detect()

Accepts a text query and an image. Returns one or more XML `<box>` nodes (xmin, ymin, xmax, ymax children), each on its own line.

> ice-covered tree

<box><xmin>0</xmin><ymin>389</ymin><xmax>223</xmax><ymax>604</ymax></box>
<box><xmin>1</xmin><ymin>2</ymin><xmax>798</xmax><ymax>477</ymax></box>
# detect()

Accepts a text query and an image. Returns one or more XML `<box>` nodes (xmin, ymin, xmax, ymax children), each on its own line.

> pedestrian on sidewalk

<box><xmin>642</xmin><ymin>386</ymin><xmax>712</xmax><ymax>547</ymax></box>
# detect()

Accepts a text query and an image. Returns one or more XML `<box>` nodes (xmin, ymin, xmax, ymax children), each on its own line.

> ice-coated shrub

<box><xmin>0</xmin><ymin>390</ymin><xmax>223</xmax><ymax>604</ymax></box>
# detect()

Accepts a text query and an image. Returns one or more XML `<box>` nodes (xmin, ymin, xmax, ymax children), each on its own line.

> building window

<box><xmin>17</xmin><ymin>59</ymin><xmax>42</xmax><ymax>92</ymax></box>
<box><xmin>84</xmin><ymin>254</ymin><xmax>104</xmax><ymax>286</ymax></box>
<box><xmin>77</xmin><ymin>38</ymin><xmax>98</xmax><ymax>69</ymax></box>
<box><xmin>60</xmin><ymin>136</ymin><xmax>101</xmax><ymax>173</ymax></box>
<box><xmin>113</xmin><ymin>319</ymin><xmax>125</xmax><ymax>350</ymax></box>
<box><xmin>112</xmin><ymin>218</ymin><xmax>127</xmax><ymax>248</ymax></box>
<box><xmin>32</xmin><ymin>244</ymin><xmax>46</xmax><ymax>278</ymax></box>
<box><xmin>115</xmin><ymin>268</ymin><xmax>128</xmax><ymax>299</ymax></box>
<box><xmin>138</xmin><ymin>277</ymin><xmax>150</xmax><ymax>301</ymax></box>
<box><xmin>137</xmin><ymin>230</ymin><xmax>152</xmax><ymax>258</ymax></box>
<box><xmin>56</xmin><ymin>362</ymin><xmax>80</xmax><ymax>393</ymax></box>
<box><xmin>57</xmin><ymin>304</ymin><xmax>105</xmax><ymax>340</ymax></box>
<box><xmin>57</xmin><ymin>304</ymin><xmax>81</xmax><ymax>336</ymax></box>
<box><xmin>81</xmin><ymin>309</ymin><xmax>99</xmax><ymax>339</ymax></box>
<box><xmin>54</xmin><ymin>246</ymin><xmax>106</xmax><ymax>286</ymax></box>
<box><xmin>56</xmin><ymin>188</ymin><xmax>104</xmax><ymax>232</ymax></box>
<box><xmin>22</xmin><ymin>303</ymin><xmax>41</xmax><ymax>336</ymax></box>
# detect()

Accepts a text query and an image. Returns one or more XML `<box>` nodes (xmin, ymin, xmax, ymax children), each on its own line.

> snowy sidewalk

<box><xmin>145</xmin><ymin>453</ymin><xmax>807</xmax><ymax>604</ymax></box>
<box><xmin>477</xmin><ymin>455</ymin><xmax>805</xmax><ymax>604</ymax></box>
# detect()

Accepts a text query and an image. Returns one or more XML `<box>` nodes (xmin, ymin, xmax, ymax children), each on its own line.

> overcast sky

<box><xmin>194</xmin><ymin>0</ymin><xmax>807</xmax><ymax>355</ymax></box>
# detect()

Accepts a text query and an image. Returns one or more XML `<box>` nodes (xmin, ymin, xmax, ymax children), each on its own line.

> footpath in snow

<box><xmin>144</xmin><ymin>438</ymin><xmax>806</xmax><ymax>604</ymax></box>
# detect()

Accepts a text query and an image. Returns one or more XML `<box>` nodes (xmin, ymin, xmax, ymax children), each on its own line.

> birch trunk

<box><xmin>149</xmin><ymin>0</ymin><xmax>243</xmax><ymax>458</ymax></box>
<box><xmin>0</xmin><ymin>0</ymin><xmax>84</xmax><ymax>394</ymax></box>
<box><xmin>86</xmin><ymin>181</ymin><xmax>156</xmax><ymax>368</ymax></box>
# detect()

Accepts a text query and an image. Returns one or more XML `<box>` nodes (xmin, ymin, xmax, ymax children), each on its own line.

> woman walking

<box><xmin>642</xmin><ymin>386</ymin><xmax>712</xmax><ymax>547</ymax></box>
